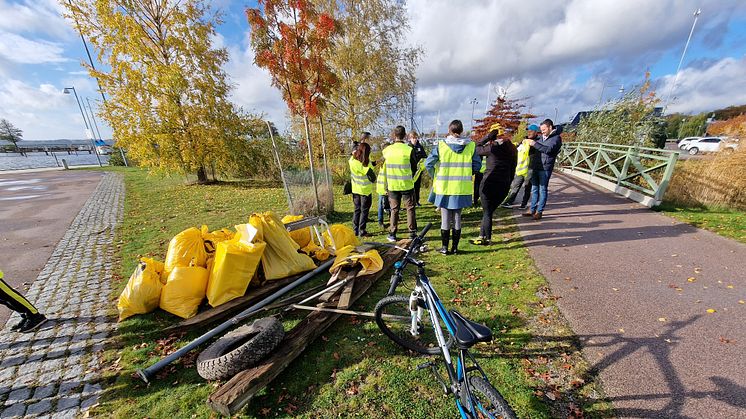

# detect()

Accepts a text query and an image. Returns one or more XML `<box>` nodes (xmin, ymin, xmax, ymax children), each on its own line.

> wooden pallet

<box><xmin>206</xmin><ymin>242</ymin><xmax>407</xmax><ymax>415</ymax></box>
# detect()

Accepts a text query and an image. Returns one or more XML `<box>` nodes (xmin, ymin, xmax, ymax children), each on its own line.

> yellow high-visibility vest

<box><xmin>479</xmin><ymin>156</ymin><xmax>486</xmax><ymax>173</ymax></box>
<box><xmin>433</xmin><ymin>141</ymin><xmax>475</xmax><ymax>196</ymax></box>
<box><xmin>382</xmin><ymin>142</ymin><xmax>414</xmax><ymax>191</ymax></box>
<box><xmin>376</xmin><ymin>162</ymin><xmax>387</xmax><ymax>195</ymax></box>
<box><xmin>348</xmin><ymin>157</ymin><xmax>373</xmax><ymax>195</ymax></box>
<box><xmin>516</xmin><ymin>139</ymin><xmax>530</xmax><ymax>177</ymax></box>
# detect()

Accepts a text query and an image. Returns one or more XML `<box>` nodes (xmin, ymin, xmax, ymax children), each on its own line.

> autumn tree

<box><xmin>677</xmin><ymin>113</ymin><xmax>708</xmax><ymax>139</ymax></box>
<box><xmin>472</xmin><ymin>96</ymin><xmax>532</xmax><ymax>140</ymax></box>
<box><xmin>0</xmin><ymin>119</ymin><xmax>22</xmax><ymax>151</ymax></box>
<box><xmin>576</xmin><ymin>72</ymin><xmax>666</xmax><ymax>147</ymax></box>
<box><xmin>247</xmin><ymin>0</ymin><xmax>339</xmax><ymax>212</ymax></box>
<box><xmin>708</xmin><ymin>114</ymin><xmax>746</xmax><ymax>139</ymax></box>
<box><xmin>63</xmin><ymin>0</ymin><xmax>247</xmax><ymax>183</ymax></box>
<box><xmin>318</xmin><ymin>0</ymin><xmax>420</xmax><ymax>141</ymax></box>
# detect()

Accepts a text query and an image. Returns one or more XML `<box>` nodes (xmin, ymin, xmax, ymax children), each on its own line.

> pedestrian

<box><xmin>376</xmin><ymin>141</ymin><xmax>391</xmax><ymax>231</ymax></box>
<box><xmin>470</xmin><ymin>123</ymin><xmax>517</xmax><ymax>245</ymax></box>
<box><xmin>425</xmin><ymin>120</ymin><xmax>481</xmax><ymax>255</ymax></box>
<box><xmin>501</xmin><ymin>124</ymin><xmax>539</xmax><ymax>209</ymax></box>
<box><xmin>523</xmin><ymin>119</ymin><xmax>563</xmax><ymax>220</ymax></box>
<box><xmin>408</xmin><ymin>131</ymin><xmax>428</xmax><ymax>206</ymax></box>
<box><xmin>348</xmin><ymin>142</ymin><xmax>376</xmax><ymax>237</ymax></box>
<box><xmin>383</xmin><ymin>125</ymin><xmax>418</xmax><ymax>242</ymax></box>
<box><xmin>351</xmin><ymin>131</ymin><xmax>371</xmax><ymax>155</ymax></box>
<box><xmin>0</xmin><ymin>269</ymin><xmax>47</xmax><ymax>333</ymax></box>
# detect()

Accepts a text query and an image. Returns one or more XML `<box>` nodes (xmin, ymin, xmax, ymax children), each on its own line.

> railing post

<box><xmin>591</xmin><ymin>143</ymin><xmax>602</xmax><ymax>178</ymax></box>
<box><xmin>654</xmin><ymin>151</ymin><xmax>679</xmax><ymax>203</ymax></box>
<box><xmin>618</xmin><ymin>146</ymin><xmax>632</xmax><ymax>186</ymax></box>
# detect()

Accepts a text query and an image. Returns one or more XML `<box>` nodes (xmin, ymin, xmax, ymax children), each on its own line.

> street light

<box><xmin>63</xmin><ymin>86</ymin><xmax>102</xmax><ymax>167</ymax></box>
<box><xmin>598</xmin><ymin>83</ymin><xmax>625</xmax><ymax>104</ymax></box>
<box><xmin>469</xmin><ymin>97</ymin><xmax>479</xmax><ymax>130</ymax></box>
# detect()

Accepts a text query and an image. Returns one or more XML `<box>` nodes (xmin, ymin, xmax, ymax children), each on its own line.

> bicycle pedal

<box><xmin>416</xmin><ymin>361</ymin><xmax>434</xmax><ymax>370</ymax></box>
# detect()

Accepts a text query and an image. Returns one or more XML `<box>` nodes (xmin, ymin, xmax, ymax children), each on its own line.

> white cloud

<box><xmin>0</xmin><ymin>32</ymin><xmax>69</xmax><ymax>64</ymax></box>
<box><xmin>0</xmin><ymin>0</ymin><xmax>73</xmax><ymax>39</ymax></box>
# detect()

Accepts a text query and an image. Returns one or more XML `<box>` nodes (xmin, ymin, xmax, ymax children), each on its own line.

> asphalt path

<box><xmin>0</xmin><ymin>170</ymin><xmax>103</xmax><ymax>325</ymax></box>
<box><xmin>515</xmin><ymin>173</ymin><xmax>746</xmax><ymax>418</ymax></box>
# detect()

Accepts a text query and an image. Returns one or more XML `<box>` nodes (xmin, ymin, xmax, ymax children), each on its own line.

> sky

<box><xmin>1</xmin><ymin>0</ymin><xmax>746</xmax><ymax>140</ymax></box>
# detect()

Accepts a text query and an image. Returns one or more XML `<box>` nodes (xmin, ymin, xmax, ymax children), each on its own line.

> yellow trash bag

<box><xmin>117</xmin><ymin>258</ymin><xmax>165</xmax><ymax>321</ymax></box>
<box><xmin>281</xmin><ymin>215</ymin><xmax>312</xmax><ymax>248</ymax></box>
<box><xmin>249</xmin><ymin>212</ymin><xmax>317</xmax><ymax>281</ymax></box>
<box><xmin>207</xmin><ymin>239</ymin><xmax>266</xmax><ymax>307</ymax></box>
<box><xmin>159</xmin><ymin>265</ymin><xmax>209</xmax><ymax>319</ymax></box>
<box><xmin>164</xmin><ymin>227</ymin><xmax>208</xmax><ymax>277</ymax></box>
<box><xmin>201</xmin><ymin>225</ymin><xmax>236</xmax><ymax>254</ymax></box>
<box><xmin>323</xmin><ymin>224</ymin><xmax>360</xmax><ymax>250</ymax></box>
<box><xmin>329</xmin><ymin>245</ymin><xmax>384</xmax><ymax>276</ymax></box>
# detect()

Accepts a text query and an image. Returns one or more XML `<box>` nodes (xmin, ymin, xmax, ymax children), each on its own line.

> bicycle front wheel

<box><xmin>374</xmin><ymin>294</ymin><xmax>451</xmax><ymax>355</ymax></box>
<box><xmin>467</xmin><ymin>376</ymin><xmax>517</xmax><ymax>419</ymax></box>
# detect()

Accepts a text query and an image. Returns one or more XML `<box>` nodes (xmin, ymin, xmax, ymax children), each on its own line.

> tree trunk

<box><xmin>319</xmin><ymin>114</ymin><xmax>333</xmax><ymax>212</ymax></box>
<box><xmin>196</xmin><ymin>166</ymin><xmax>208</xmax><ymax>184</ymax></box>
<box><xmin>303</xmin><ymin>115</ymin><xmax>320</xmax><ymax>212</ymax></box>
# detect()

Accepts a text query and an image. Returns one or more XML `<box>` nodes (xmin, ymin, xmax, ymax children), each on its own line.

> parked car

<box><xmin>720</xmin><ymin>139</ymin><xmax>739</xmax><ymax>153</ymax></box>
<box><xmin>682</xmin><ymin>137</ymin><xmax>724</xmax><ymax>155</ymax></box>
<box><xmin>678</xmin><ymin>136</ymin><xmax>701</xmax><ymax>150</ymax></box>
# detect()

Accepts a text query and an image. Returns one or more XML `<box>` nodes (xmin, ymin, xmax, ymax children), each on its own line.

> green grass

<box><xmin>95</xmin><ymin>167</ymin><xmax>611</xmax><ymax>418</ymax></box>
<box><xmin>656</xmin><ymin>202</ymin><xmax>746</xmax><ymax>244</ymax></box>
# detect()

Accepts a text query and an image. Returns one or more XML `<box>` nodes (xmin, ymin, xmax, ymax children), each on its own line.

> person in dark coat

<box><xmin>408</xmin><ymin>131</ymin><xmax>428</xmax><ymax>206</ymax></box>
<box><xmin>471</xmin><ymin>123</ymin><xmax>517</xmax><ymax>245</ymax></box>
<box><xmin>523</xmin><ymin>119</ymin><xmax>562</xmax><ymax>220</ymax></box>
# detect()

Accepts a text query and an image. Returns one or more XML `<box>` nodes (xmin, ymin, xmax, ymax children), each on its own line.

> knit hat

<box><xmin>527</xmin><ymin>124</ymin><xmax>540</xmax><ymax>132</ymax></box>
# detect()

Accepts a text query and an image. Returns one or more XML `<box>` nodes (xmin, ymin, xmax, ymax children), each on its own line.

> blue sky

<box><xmin>2</xmin><ymin>0</ymin><xmax>746</xmax><ymax>140</ymax></box>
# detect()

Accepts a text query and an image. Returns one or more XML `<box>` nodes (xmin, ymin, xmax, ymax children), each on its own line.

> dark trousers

<box><xmin>503</xmin><ymin>170</ymin><xmax>532</xmax><ymax>207</ymax></box>
<box><xmin>352</xmin><ymin>193</ymin><xmax>372</xmax><ymax>235</ymax></box>
<box><xmin>388</xmin><ymin>189</ymin><xmax>417</xmax><ymax>236</ymax></box>
<box><xmin>0</xmin><ymin>277</ymin><xmax>38</xmax><ymax>317</ymax></box>
<box><xmin>473</xmin><ymin>172</ymin><xmax>483</xmax><ymax>205</ymax></box>
<box><xmin>479</xmin><ymin>182</ymin><xmax>510</xmax><ymax>240</ymax></box>
<box><xmin>413</xmin><ymin>176</ymin><xmax>422</xmax><ymax>205</ymax></box>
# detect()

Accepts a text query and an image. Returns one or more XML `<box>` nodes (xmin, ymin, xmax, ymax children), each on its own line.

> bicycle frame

<box><xmin>409</xmin><ymin>266</ymin><xmax>497</xmax><ymax>419</ymax></box>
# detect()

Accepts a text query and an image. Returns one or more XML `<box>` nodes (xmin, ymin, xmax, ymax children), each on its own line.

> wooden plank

<box><xmin>206</xmin><ymin>243</ymin><xmax>407</xmax><ymax>415</ymax></box>
<box><xmin>336</xmin><ymin>280</ymin><xmax>355</xmax><ymax>309</ymax></box>
<box><xmin>161</xmin><ymin>272</ymin><xmax>309</xmax><ymax>334</ymax></box>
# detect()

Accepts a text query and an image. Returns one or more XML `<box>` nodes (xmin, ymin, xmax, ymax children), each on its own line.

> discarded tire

<box><xmin>196</xmin><ymin>317</ymin><xmax>284</xmax><ymax>381</ymax></box>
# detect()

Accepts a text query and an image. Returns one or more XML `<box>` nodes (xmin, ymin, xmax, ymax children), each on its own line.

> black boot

<box><xmin>451</xmin><ymin>229</ymin><xmax>461</xmax><ymax>255</ymax></box>
<box><xmin>439</xmin><ymin>229</ymin><xmax>450</xmax><ymax>255</ymax></box>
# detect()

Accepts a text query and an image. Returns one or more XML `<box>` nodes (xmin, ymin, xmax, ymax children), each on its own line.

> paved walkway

<box><xmin>516</xmin><ymin>173</ymin><xmax>746</xmax><ymax>418</ymax></box>
<box><xmin>0</xmin><ymin>173</ymin><xmax>123</xmax><ymax>418</ymax></box>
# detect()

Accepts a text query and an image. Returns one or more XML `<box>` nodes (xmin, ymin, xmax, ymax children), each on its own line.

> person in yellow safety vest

<box><xmin>470</xmin><ymin>122</ymin><xmax>517</xmax><ymax>245</ymax></box>
<box><xmin>407</xmin><ymin>131</ymin><xmax>428</xmax><ymax>206</ymax></box>
<box><xmin>376</xmin><ymin>156</ymin><xmax>390</xmax><ymax>231</ymax></box>
<box><xmin>500</xmin><ymin>124</ymin><xmax>539</xmax><ymax>209</ymax></box>
<box><xmin>382</xmin><ymin>125</ymin><xmax>419</xmax><ymax>242</ymax></box>
<box><xmin>473</xmin><ymin>156</ymin><xmax>487</xmax><ymax>207</ymax></box>
<box><xmin>424</xmin><ymin>120</ymin><xmax>482</xmax><ymax>255</ymax></box>
<box><xmin>0</xmin><ymin>269</ymin><xmax>47</xmax><ymax>333</ymax></box>
<box><xmin>348</xmin><ymin>143</ymin><xmax>377</xmax><ymax>237</ymax></box>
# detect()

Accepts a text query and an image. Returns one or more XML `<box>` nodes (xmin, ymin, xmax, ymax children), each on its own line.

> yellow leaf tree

<box><xmin>63</xmin><ymin>0</ymin><xmax>246</xmax><ymax>182</ymax></box>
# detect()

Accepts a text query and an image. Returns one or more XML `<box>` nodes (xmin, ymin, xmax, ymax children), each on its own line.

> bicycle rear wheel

<box><xmin>374</xmin><ymin>294</ymin><xmax>451</xmax><ymax>355</ymax></box>
<box><xmin>466</xmin><ymin>376</ymin><xmax>517</xmax><ymax>419</ymax></box>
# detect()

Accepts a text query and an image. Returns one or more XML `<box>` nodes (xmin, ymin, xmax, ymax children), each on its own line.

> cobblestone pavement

<box><xmin>0</xmin><ymin>173</ymin><xmax>123</xmax><ymax>418</ymax></box>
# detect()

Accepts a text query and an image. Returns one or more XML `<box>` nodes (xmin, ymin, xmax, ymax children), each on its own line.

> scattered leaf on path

<box><xmin>706</xmin><ymin>308</ymin><xmax>716</xmax><ymax>313</ymax></box>
<box><xmin>687</xmin><ymin>277</ymin><xmax>696</xmax><ymax>283</ymax></box>
<box><xmin>658</xmin><ymin>317</ymin><xmax>667</xmax><ymax>322</ymax></box>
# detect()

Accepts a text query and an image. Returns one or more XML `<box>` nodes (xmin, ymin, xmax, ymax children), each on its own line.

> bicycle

<box><xmin>368</xmin><ymin>223</ymin><xmax>517</xmax><ymax>419</ymax></box>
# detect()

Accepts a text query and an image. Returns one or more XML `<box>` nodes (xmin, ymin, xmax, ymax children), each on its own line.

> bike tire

<box><xmin>374</xmin><ymin>294</ymin><xmax>452</xmax><ymax>355</ymax></box>
<box><xmin>467</xmin><ymin>376</ymin><xmax>517</xmax><ymax>419</ymax></box>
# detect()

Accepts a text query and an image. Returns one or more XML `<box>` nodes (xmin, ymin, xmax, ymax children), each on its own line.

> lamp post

<box><xmin>598</xmin><ymin>83</ymin><xmax>625</xmax><ymax>104</ymax></box>
<box><xmin>677</xmin><ymin>118</ymin><xmax>687</xmax><ymax>140</ymax></box>
<box><xmin>469</xmin><ymin>97</ymin><xmax>478</xmax><ymax>130</ymax></box>
<box><xmin>664</xmin><ymin>8</ymin><xmax>702</xmax><ymax>114</ymax></box>
<box><xmin>64</xmin><ymin>86</ymin><xmax>102</xmax><ymax>167</ymax></box>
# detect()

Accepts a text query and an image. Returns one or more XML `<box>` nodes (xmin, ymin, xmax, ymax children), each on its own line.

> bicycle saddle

<box><xmin>449</xmin><ymin>310</ymin><xmax>493</xmax><ymax>348</ymax></box>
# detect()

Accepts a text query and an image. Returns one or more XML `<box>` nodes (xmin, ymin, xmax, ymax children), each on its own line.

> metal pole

<box><xmin>470</xmin><ymin>98</ymin><xmax>478</xmax><ymax>130</ymax></box>
<box><xmin>137</xmin><ymin>258</ymin><xmax>335</xmax><ymax>383</ymax></box>
<box><xmin>267</xmin><ymin>120</ymin><xmax>294</xmax><ymax>212</ymax></box>
<box><xmin>663</xmin><ymin>8</ymin><xmax>701</xmax><ymax>113</ymax></box>
<box><xmin>85</xmin><ymin>98</ymin><xmax>105</xmax><ymax>167</ymax></box>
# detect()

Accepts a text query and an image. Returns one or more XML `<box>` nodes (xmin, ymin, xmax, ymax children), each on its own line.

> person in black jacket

<box><xmin>408</xmin><ymin>131</ymin><xmax>428</xmax><ymax>206</ymax></box>
<box><xmin>471</xmin><ymin>123</ymin><xmax>517</xmax><ymax>245</ymax></box>
<box><xmin>523</xmin><ymin>119</ymin><xmax>562</xmax><ymax>220</ymax></box>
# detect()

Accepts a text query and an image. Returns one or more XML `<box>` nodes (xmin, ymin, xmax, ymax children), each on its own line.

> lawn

<box><xmin>94</xmin><ymin>167</ymin><xmax>611</xmax><ymax>418</ymax></box>
<box><xmin>656</xmin><ymin>202</ymin><xmax>746</xmax><ymax>244</ymax></box>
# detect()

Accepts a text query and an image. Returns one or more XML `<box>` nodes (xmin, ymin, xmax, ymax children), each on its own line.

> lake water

<box><xmin>0</xmin><ymin>152</ymin><xmax>110</xmax><ymax>171</ymax></box>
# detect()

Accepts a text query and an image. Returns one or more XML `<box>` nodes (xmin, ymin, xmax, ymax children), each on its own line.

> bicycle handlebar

<box><xmin>385</xmin><ymin>222</ymin><xmax>432</xmax><ymax>295</ymax></box>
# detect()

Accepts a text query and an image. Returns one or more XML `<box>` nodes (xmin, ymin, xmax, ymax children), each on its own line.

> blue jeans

<box><xmin>530</xmin><ymin>170</ymin><xmax>551</xmax><ymax>213</ymax></box>
<box><xmin>377</xmin><ymin>195</ymin><xmax>387</xmax><ymax>224</ymax></box>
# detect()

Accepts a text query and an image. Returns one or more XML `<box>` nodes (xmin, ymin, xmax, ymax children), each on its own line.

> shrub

<box><xmin>665</xmin><ymin>146</ymin><xmax>746</xmax><ymax>209</ymax></box>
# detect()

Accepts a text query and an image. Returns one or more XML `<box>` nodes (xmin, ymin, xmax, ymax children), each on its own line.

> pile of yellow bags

<box><xmin>117</xmin><ymin>258</ymin><xmax>165</xmax><ymax>321</ymax></box>
<box><xmin>250</xmin><ymin>212</ymin><xmax>316</xmax><ymax>280</ymax></box>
